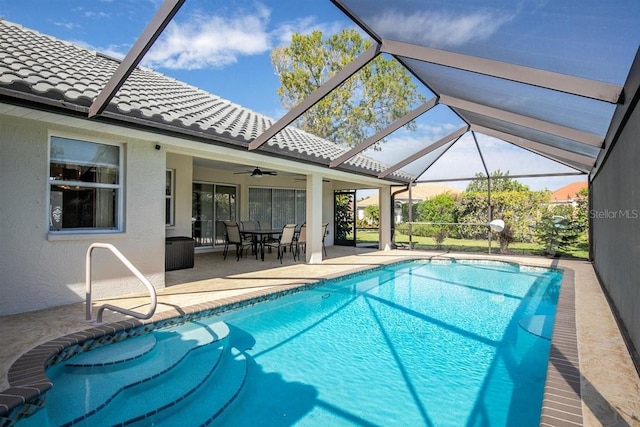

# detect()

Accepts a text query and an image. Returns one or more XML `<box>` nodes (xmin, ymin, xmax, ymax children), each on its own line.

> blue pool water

<box><xmin>17</xmin><ymin>259</ymin><xmax>562</xmax><ymax>426</ymax></box>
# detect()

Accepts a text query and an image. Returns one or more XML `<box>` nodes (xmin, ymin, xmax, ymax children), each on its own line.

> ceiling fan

<box><xmin>294</xmin><ymin>177</ymin><xmax>331</xmax><ymax>183</ymax></box>
<box><xmin>234</xmin><ymin>167</ymin><xmax>278</xmax><ymax>178</ymax></box>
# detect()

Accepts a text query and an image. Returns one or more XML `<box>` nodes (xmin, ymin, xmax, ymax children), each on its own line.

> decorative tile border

<box><xmin>0</xmin><ymin>257</ymin><xmax>580</xmax><ymax>426</ymax></box>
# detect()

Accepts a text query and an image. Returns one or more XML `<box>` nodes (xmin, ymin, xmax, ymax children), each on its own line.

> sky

<box><xmin>0</xmin><ymin>0</ymin><xmax>598</xmax><ymax>192</ymax></box>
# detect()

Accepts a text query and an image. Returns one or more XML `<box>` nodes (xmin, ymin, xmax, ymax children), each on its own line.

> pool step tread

<box><xmin>83</xmin><ymin>342</ymin><xmax>227</xmax><ymax>426</ymax></box>
<box><xmin>44</xmin><ymin>322</ymin><xmax>230</xmax><ymax>425</ymax></box>
<box><xmin>65</xmin><ymin>334</ymin><xmax>157</xmax><ymax>367</ymax></box>
<box><xmin>136</xmin><ymin>347</ymin><xmax>249</xmax><ymax>427</ymax></box>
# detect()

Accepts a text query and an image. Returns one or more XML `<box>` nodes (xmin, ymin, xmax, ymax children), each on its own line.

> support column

<box><xmin>306</xmin><ymin>174</ymin><xmax>323</xmax><ymax>264</ymax></box>
<box><xmin>379</xmin><ymin>187</ymin><xmax>392</xmax><ymax>250</ymax></box>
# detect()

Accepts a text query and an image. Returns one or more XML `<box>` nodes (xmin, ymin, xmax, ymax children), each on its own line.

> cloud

<box><xmin>70</xmin><ymin>39</ymin><xmax>127</xmax><ymax>60</ymax></box>
<box><xmin>144</xmin><ymin>5</ymin><xmax>272</xmax><ymax>70</ymax></box>
<box><xmin>83</xmin><ymin>11</ymin><xmax>111</xmax><ymax>19</ymax></box>
<box><xmin>369</xmin><ymin>9</ymin><xmax>513</xmax><ymax>47</ymax></box>
<box><xmin>52</xmin><ymin>20</ymin><xmax>82</xmax><ymax>31</ymax></box>
<box><xmin>271</xmin><ymin>16</ymin><xmax>353</xmax><ymax>47</ymax></box>
<box><xmin>140</xmin><ymin>2</ymin><xmax>353</xmax><ymax>70</ymax></box>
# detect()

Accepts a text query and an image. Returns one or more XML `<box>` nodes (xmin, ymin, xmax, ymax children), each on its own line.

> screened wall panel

<box><xmin>337</xmin><ymin>0</ymin><xmax>640</xmax><ymax>84</ymax></box>
<box><xmin>460</xmin><ymin>110</ymin><xmax>601</xmax><ymax>158</ymax></box>
<box><xmin>403</xmin><ymin>58</ymin><xmax>615</xmax><ymax>137</ymax></box>
<box><xmin>591</xmin><ymin>94</ymin><xmax>640</xmax><ymax>366</ymax></box>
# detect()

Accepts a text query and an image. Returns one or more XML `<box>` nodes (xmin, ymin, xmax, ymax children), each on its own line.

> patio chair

<box><xmin>266</xmin><ymin>224</ymin><xmax>298</xmax><ymax>263</ymax></box>
<box><xmin>223</xmin><ymin>222</ymin><xmax>252</xmax><ymax>261</ymax></box>
<box><xmin>239</xmin><ymin>221</ymin><xmax>257</xmax><ymax>254</ymax></box>
<box><xmin>258</xmin><ymin>220</ymin><xmax>278</xmax><ymax>248</ymax></box>
<box><xmin>322</xmin><ymin>223</ymin><xmax>329</xmax><ymax>256</ymax></box>
<box><xmin>221</xmin><ymin>220</ymin><xmax>237</xmax><ymax>258</ymax></box>
<box><xmin>295</xmin><ymin>224</ymin><xmax>306</xmax><ymax>260</ymax></box>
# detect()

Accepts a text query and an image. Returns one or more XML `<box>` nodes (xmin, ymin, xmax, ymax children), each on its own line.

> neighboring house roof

<box><xmin>0</xmin><ymin>20</ymin><xmax>411</xmax><ymax>182</ymax></box>
<box><xmin>358</xmin><ymin>184</ymin><xmax>460</xmax><ymax>207</ymax></box>
<box><xmin>550</xmin><ymin>181</ymin><xmax>588</xmax><ymax>202</ymax></box>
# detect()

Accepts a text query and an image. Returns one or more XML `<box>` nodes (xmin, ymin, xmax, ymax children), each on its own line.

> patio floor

<box><xmin>0</xmin><ymin>246</ymin><xmax>638</xmax><ymax>426</ymax></box>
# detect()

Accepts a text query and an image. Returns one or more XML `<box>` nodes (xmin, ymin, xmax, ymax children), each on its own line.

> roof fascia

<box><xmin>472</xmin><ymin>125</ymin><xmax>594</xmax><ymax>171</ymax></box>
<box><xmin>378</xmin><ymin>125</ymin><xmax>469</xmax><ymax>178</ymax></box>
<box><xmin>88</xmin><ymin>0</ymin><xmax>185</xmax><ymax>118</ymax></box>
<box><xmin>248</xmin><ymin>43</ymin><xmax>381</xmax><ymax>151</ymax></box>
<box><xmin>329</xmin><ymin>97</ymin><xmax>438</xmax><ymax>167</ymax></box>
<box><xmin>441</xmin><ymin>94</ymin><xmax>603</xmax><ymax>147</ymax></box>
<box><xmin>380</xmin><ymin>39</ymin><xmax>623</xmax><ymax>104</ymax></box>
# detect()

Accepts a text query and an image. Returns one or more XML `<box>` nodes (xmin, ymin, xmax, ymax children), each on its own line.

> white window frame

<box><xmin>166</xmin><ymin>169</ymin><xmax>175</xmax><ymax>227</ymax></box>
<box><xmin>47</xmin><ymin>135</ymin><xmax>124</xmax><ymax>234</ymax></box>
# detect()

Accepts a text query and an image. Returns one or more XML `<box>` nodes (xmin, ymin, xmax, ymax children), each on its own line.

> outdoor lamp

<box><xmin>488</xmin><ymin>219</ymin><xmax>505</xmax><ymax>232</ymax></box>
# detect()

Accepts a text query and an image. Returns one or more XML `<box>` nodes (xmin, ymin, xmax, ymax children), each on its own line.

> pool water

<box><xmin>17</xmin><ymin>259</ymin><xmax>562</xmax><ymax>426</ymax></box>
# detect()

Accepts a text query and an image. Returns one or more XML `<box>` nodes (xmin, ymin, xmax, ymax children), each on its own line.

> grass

<box><xmin>356</xmin><ymin>229</ymin><xmax>589</xmax><ymax>260</ymax></box>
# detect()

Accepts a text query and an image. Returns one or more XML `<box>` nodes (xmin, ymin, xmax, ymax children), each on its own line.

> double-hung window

<box><xmin>49</xmin><ymin>136</ymin><xmax>122</xmax><ymax>232</ymax></box>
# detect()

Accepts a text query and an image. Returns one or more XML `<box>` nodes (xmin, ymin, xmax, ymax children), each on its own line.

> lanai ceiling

<box><xmin>89</xmin><ymin>0</ymin><xmax>640</xmax><ymax>185</ymax></box>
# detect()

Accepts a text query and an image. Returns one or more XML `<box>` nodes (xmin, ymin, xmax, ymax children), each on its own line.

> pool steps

<box><xmin>17</xmin><ymin>321</ymin><xmax>248</xmax><ymax>426</ymax></box>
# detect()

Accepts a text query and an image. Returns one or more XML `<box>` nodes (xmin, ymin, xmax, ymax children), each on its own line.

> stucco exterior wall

<box><xmin>591</xmin><ymin>96</ymin><xmax>640</xmax><ymax>361</ymax></box>
<box><xmin>0</xmin><ymin>115</ymin><xmax>166</xmax><ymax>315</ymax></box>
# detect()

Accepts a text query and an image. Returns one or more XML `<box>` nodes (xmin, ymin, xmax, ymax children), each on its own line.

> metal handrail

<box><xmin>85</xmin><ymin>243</ymin><xmax>157</xmax><ymax>323</ymax></box>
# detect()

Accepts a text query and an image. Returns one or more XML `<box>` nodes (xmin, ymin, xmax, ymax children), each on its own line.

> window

<box><xmin>249</xmin><ymin>187</ymin><xmax>306</xmax><ymax>228</ymax></box>
<box><xmin>49</xmin><ymin>136</ymin><xmax>121</xmax><ymax>232</ymax></box>
<box><xmin>166</xmin><ymin>169</ymin><xmax>174</xmax><ymax>226</ymax></box>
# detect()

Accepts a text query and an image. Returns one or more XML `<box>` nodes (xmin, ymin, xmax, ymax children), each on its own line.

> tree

<box><xmin>362</xmin><ymin>205</ymin><xmax>379</xmax><ymax>227</ymax></box>
<box><xmin>271</xmin><ymin>29</ymin><xmax>426</xmax><ymax>147</ymax></box>
<box><xmin>465</xmin><ymin>170</ymin><xmax>530</xmax><ymax>193</ymax></box>
<box><xmin>415</xmin><ymin>192</ymin><xmax>458</xmax><ymax>238</ymax></box>
<box><xmin>456</xmin><ymin>177</ymin><xmax>550</xmax><ymax>246</ymax></box>
<box><xmin>416</xmin><ymin>193</ymin><xmax>457</xmax><ymax>223</ymax></box>
<box><xmin>334</xmin><ymin>193</ymin><xmax>353</xmax><ymax>241</ymax></box>
<box><xmin>534</xmin><ymin>206</ymin><xmax>583</xmax><ymax>256</ymax></box>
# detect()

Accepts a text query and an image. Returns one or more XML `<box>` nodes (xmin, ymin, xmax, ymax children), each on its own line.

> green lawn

<box><xmin>356</xmin><ymin>229</ymin><xmax>589</xmax><ymax>260</ymax></box>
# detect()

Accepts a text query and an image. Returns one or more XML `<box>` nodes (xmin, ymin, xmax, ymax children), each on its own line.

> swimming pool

<box><xmin>15</xmin><ymin>259</ymin><xmax>562</xmax><ymax>426</ymax></box>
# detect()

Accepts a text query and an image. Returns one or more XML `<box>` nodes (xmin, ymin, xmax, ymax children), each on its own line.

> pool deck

<box><xmin>0</xmin><ymin>247</ymin><xmax>639</xmax><ymax>426</ymax></box>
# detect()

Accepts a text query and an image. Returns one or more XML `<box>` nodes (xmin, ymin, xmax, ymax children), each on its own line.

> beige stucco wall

<box><xmin>0</xmin><ymin>115</ymin><xmax>166</xmax><ymax>315</ymax></box>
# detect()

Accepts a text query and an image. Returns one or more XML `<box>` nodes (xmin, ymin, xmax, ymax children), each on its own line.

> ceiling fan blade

<box><xmin>294</xmin><ymin>178</ymin><xmax>330</xmax><ymax>182</ymax></box>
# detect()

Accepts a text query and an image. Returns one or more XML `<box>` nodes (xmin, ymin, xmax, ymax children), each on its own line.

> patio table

<box><xmin>241</xmin><ymin>229</ymin><xmax>282</xmax><ymax>261</ymax></box>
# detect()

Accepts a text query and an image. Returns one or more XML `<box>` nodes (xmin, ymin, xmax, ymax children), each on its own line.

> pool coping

<box><xmin>0</xmin><ymin>257</ymin><xmax>581</xmax><ymax>425</ymax></box>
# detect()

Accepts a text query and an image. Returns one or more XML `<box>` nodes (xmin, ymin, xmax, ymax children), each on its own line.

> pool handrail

<box><xmin>85</xmin><ymin>243</ymin><xmax>157</xmax><ymax>323</ymax></box>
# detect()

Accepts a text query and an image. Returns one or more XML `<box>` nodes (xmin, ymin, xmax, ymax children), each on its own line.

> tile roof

<box><xmin>358</xmin><ymin>183</ymin><xmax>460</xmax><ymax>206</ymax></box>
<box><xmin>550</xmin><ymin>181</ymin><xmax>588</xmax><ymax>201</ymax></box>
<box><xmin>0</xmin><ymin>20</ymin><xmax>411</xmax><ymax>182</ymax></box>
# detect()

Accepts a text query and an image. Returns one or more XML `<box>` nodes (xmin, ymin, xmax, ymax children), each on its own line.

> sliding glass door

<box><xmin>249</xmin><ymin>187</ymin><xmax>306</xmax><ymax>228</ymax></box>
<box><xmin>192</xmin><ymin>183</ymin><xmax>237</xmax><ymax>248</ymax></box>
